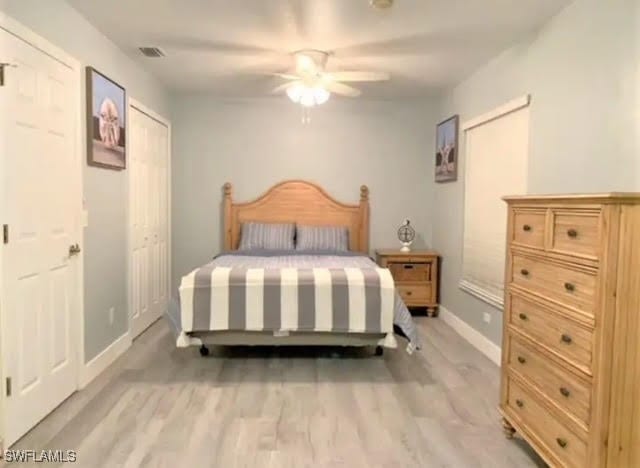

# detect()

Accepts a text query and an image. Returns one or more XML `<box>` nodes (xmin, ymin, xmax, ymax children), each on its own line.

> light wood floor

<box><xmin>7</xmin><ymin>317</ymin><xmax>545</xmax><ymax>468</ymax></box>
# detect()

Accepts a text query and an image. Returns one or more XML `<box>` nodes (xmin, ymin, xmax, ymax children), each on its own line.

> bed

<box><xmin>166</xmin><ymin>180</ymin><xmax>420</xmax><ymax>355</ymax></box>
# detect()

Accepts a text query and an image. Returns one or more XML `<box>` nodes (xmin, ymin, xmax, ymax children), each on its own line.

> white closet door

<box><xmin>1</xmin><ymin>27</ymin><xmax>81</xmax><ymax>446</ymax></box>
<box><xmin>129</xmin><ymin>105</ymin><xmax>169</xmax><ymax>338</ymax></box>
<box><xmin>157</xmin><ymin>123</ymin><xmax>169</xmax><ymax>312</ymax></box>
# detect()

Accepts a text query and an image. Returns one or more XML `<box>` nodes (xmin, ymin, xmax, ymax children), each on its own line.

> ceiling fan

<box><xmin>270</xmin><ymin>49</ymin><xmax>390</xmax><ymax>107</ymax></box>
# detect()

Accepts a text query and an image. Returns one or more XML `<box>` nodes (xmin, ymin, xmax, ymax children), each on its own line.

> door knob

<box><xmin>69</xmin><ymin>243</ymin><xmax>82</xmax><ymax>256</ymax></box>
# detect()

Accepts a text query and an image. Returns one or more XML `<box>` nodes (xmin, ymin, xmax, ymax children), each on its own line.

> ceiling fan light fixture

<box><xmin>286</xmin><ymin>83</ymin><xmax>330</xmax><ymax>107</ymax></box>
<box><xmin>313</xmin><ymin>87</ymin><xmax>330</xmax><ymax>105</ymax></box>
<box><xmin>286</xmin><ymin>83</ymin><xmax>304</xmax><ymax>103</ymax></box>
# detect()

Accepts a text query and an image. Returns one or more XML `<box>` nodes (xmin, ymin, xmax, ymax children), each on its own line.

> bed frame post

<box><xmin>360</xmin><ymin>185</ymin><xmax>370</xmax><ymax>254</ymax></box>
<box><xmin>223</xmin><ymin>182</ymin><xmax>233</xmax><ymax>250</ymax></box>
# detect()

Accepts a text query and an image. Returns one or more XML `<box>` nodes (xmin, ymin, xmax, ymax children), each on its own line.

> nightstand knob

<box><xmin>523</xmin><ymin>224</ymin><xmax>532</xmax><ymax>232</ymax></box>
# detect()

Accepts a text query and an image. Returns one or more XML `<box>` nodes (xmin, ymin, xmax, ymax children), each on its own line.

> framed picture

<box><xmin>435</xmin><ymin>115</ymin><xmax>459</xmax><ymax>183</ymax></box>
<box><xmin>86</xmin><ymin>67</ymin><xmax>126</xmax><ymax>170</ymax></box>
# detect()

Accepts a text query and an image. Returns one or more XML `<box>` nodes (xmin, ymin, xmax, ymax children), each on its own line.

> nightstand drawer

<box><xmin>376</xmin><ymin>250</ymin><xmax>439</xmax><ymax>314</ymax></box>
<box><xmin>397</xmin><ymin>284</ymin><xmax>432</xmax><ymax>303</ymax></box>
<box><xmin>389</xmin><ymin>262</ymin><xmax>431</xmax><ymax>282</ymax></box>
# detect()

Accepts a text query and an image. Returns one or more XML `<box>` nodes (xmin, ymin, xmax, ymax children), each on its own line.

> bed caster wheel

<box><xmin>375</xmin><ymin>346</ymin><xmax>384</xmax><ymax>357</ymax></box>
<box><xmin>199</xmin><ymin>345</ymin><xmax>209</xmax><ymax>357</ymax></box>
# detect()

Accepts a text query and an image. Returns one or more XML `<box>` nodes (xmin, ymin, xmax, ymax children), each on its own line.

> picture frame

<box><xmin>435</xmin><ymin>115</ymin><xmax>459</xmax><ymax>183</ymax></box>
<box><xmin>86</xmin><ymin>67</ymin><xmax>126</xmax><ymax>170</ymax></box>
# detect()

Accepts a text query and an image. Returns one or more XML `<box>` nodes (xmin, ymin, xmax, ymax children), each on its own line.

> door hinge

<box><xmin>2</xmin><ymin>225</ymin><xmax>8</xmax><ymax>244</ymax></box>
<box><xmin>5</xmin><ymin>377</ymin><xmax>11</xmax><ymax>397</ymax></box>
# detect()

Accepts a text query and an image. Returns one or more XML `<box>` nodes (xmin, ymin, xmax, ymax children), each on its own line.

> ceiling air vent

<box><xmin>139</xmin><ymin>47</ymin><xmax>165</xmax><ymax>58</ymax></box>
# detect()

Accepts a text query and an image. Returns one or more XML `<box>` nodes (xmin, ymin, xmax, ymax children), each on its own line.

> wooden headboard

<box><xmin>223</xmin><ymin>180</ymin><xmax>370</xmax><ymax>253</ymax></box>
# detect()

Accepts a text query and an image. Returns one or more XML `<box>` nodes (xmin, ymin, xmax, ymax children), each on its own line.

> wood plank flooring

<box><xmin>5</xmin><ymin>317</ymin><xmax>545</xmax><ymax>467</ymax></box>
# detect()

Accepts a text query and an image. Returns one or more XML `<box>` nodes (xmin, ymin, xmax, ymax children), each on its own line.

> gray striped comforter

<box><xmin>171</xmin><ymin>251</ymin><xmax>420</xmax><ymax>352</ymax></box>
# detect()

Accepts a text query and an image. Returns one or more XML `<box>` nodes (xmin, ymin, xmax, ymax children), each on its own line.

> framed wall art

<box><xmin>86</xmin><ymin>67</ymin><xmax>126</xmax><ymax>170</ymax></box>
<box><xmin>435</xmin><ymin>115</ymin><xmax>458</xmax><ymax>183</ymax></box>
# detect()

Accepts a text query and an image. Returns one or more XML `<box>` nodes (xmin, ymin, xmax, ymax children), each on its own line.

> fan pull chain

<box><xmin>302</xmin><ymin>107</ymin><xmax>311</xmax><ymax>124</ymax></box>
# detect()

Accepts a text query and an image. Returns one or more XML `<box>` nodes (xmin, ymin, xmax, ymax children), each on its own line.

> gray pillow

<box><xmin>238</xmin><ymin>222</ymin><xmax>295</xmax><ymax>250</ymax></box>
<box><xmin>296</xmin><ymin>225</ymin><xmax>349</xmax><ymax>251</ymax></box>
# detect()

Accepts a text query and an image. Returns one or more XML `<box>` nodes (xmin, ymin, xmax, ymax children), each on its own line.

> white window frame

<box><xmin>459</xmin><ymin>94</ymin><xmax>531</xmax><ymax>310</ymax></box>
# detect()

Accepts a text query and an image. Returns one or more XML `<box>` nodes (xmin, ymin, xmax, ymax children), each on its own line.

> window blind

<box><xmin>460</xmin><ymin>101</ymin><xmax>530</xmax><ymax>309</ymax></box>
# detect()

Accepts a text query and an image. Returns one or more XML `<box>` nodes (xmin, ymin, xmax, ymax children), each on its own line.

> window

<box><xmin>460</xmin><ymin>96</ymin><xmax>530</xmax><ymax>309</ymax></box>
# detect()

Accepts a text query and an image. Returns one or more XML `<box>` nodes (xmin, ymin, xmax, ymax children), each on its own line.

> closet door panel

<box><xmin>129</xmin><ymin>106</ymin><xmax>170</xmax><ymax>337</ymax></box>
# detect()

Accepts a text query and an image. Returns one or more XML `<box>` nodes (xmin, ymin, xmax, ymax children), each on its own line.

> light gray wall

<box><xmin>171</xmin><ymin>97</ymin><xmax>437</xmax><ymax>289</ymax></box>
<box><xmin>0</xmin><ymin>0</ymin><xmax>171</xmax><ymax>361</ymax></box>
<box><xmin>434</xmin><ymin>0</ymin><xmax>640</xmax><ymax>345</ymax></box>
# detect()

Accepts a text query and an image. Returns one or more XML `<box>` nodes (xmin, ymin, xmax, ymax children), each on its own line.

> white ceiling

<box><xmin>68</xmin><ymin>0</ymin><xmax>572</xmax><ymax>98</ymax></box>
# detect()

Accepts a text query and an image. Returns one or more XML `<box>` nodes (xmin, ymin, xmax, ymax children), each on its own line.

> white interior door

<box><xmin>0</xmin><ymin>27</ymin><xmax>81</xmax><ymax>446</ymax></box>
<box><xmin>129</xmin><ymin>105</ymin><xmax>169</xmax><ymax>338</ymax></box>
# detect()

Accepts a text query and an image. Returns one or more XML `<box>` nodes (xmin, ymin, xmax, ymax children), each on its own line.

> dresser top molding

<box><xmin>503</xmin><ymin>193</ymin><xmax>640</xmax><ymax>204</ymax></box>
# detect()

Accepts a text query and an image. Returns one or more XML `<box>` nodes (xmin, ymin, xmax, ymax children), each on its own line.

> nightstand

<box><xmin>375</xmin><ymin>249</ymin><xmax>440</xmax><ymax>317</ymax></box>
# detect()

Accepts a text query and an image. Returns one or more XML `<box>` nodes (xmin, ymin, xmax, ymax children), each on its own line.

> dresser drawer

<box><xmin>507</xmin><ymin>378</ymin><xmax>588</xmax><ymax>468</ymax></box>
<box><xmin>389</xmin><ymin>262</ymin><xmax>431</xmax><ymax>282</ymax></box>
<box><xmin>508</xmin><ymin>336</ymin><xmax>591</xmax><ymax>427</ymax></box>
<box><xmin>512</xmin><ymin>210</ymin><xmax>546</xmax><ymax>250</ymax></box>
<box><xmin>397</xmin><ymin>284</ymin><xmax>431</xmax><ymax>304</ymax></box>
<box><xmin>551</xmin><ymin>211</ymin><xmax>601</xmax><ymax>260</ymax></box>
<box><xmin>511</xmin><ymin>255</ymin><xmax>597</xmax><ymax>317</ymax></box>
<box><xmin>508</xmin><ymin>294</ymin><xmax>594</xmax><ymax>373</ymax></box>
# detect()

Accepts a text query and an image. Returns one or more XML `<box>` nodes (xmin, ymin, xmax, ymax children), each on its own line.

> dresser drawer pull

<box><xmin>564</xmin><ymin>282</ymin><xmax>575</xmax><ymax>292</ymax></box>
<box><xmin>518</xmin><ymin>313</ymin><xmax>528</xmax><ymax>321</ymax></box>
<box><xmin>567</xmin><ymin>229</ymin><xmax>578</xmax><ymax>238</ymax></box>
<box><xmin>403</xmin><ymin>264</ymin><xmax>415</xmax><ymax>270</ymax></box>
<box><xmin>556</xmin><ymin>438</ymin><xmax>568</xmax><ymax>449</ymax></box>
<box><xmin>561</xmin><ymin>334</ymin><xmax>573</xmax><ymax>344</ymax></box>
<box><xmin>405</xmin><ymin>291</ymin><xmax>412</xmax><ymax>296</ymax></box>
<box><xmin>559</xmin><ymin>387</ymin><xmax>571</xmax><ymax>398</ymax></box>
<box><xmin>523</xmin><ymin>224</ymin><xmax>532</xmax><ymax>232</ymax></box>
<box><xmin>515</xmin><ymin>399</ymin><xmax>524</xmax><ymax>408</ymax></box>
<box><xmin>517</xmin><ymin>356</ymin><xmax>526</xmax><ymax>364</ymax></box>
<box><xmin>520</xmin><ymin>269</ymin><xmax>529</xmax><ymax>276</ymax></box>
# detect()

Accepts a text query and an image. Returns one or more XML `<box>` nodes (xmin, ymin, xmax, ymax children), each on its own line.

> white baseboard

<box><xmin>79</xmin><ymin>331</ymin><xmax>131</xmax><ymax>389</ymax></box>
<box><xmin>439</xmin><ymin>305</ymin><xmax>502</xmax><ymax>366</ymax></box>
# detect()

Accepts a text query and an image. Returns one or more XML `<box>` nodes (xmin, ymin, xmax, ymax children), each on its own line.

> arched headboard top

<box><xmin>223</xmin><ymin>180</ymin><xmax>370</xmax><ymax>253</ymax></box>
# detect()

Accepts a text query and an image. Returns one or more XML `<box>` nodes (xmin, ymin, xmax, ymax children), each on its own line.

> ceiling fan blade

<box><xmin>270</xmin><ymin>80</ymin><xmax>299</xmax><ymax>95</ymax></box>
<box><xmin>322</xmin><ymin>81</ymin><xmax>361</xmax><ymax>97</ymax></box>
<box><xmin>323</xmin><ymin>71</ymin><xmax>390</xmax><ymax>82</ymax></box>
<box><xmin>268</xmin><ymin>72</ymin><xmax>302</xmax><ymax>80</ymax></box>
<box><xmin>158</xmin><ymin>36</ymin><xmax>281</xmax><ymax>56</ymax></box>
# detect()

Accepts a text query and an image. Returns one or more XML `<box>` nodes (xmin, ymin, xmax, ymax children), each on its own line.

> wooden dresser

<box><xmin>500</xmin><ymin>194</ymin><xmax>640</xmax><ymax>468</ymax></box>
<box><xmin>375</xmin><ymin>249</ymin><xmax>439</xmax><ymax>316</ymax></box>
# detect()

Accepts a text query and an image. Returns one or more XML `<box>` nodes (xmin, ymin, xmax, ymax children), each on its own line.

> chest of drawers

<box><xmin>500</xmin><ymin>194</ymin><xmax>640</xmax><ymax>468</ymax></box>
